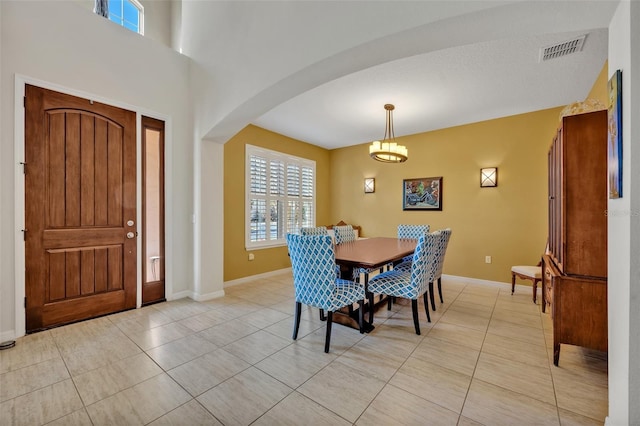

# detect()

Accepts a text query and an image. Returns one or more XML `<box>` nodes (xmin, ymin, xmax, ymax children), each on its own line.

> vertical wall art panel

<box><xmin>608</xmin><ymin>69</ymin><xmax>623</xmax><ymax>199</ymax></box>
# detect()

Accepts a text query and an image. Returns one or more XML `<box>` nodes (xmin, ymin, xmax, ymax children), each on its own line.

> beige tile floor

<box><xmin>0</xmin><ymin>274</ymin><xmax>608</xmax><ymax>425</ymax></box>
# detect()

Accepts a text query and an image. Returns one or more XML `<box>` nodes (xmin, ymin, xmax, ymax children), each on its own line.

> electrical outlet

<box><xmin>485</xmin><ymin>255</ymin><xmax>492</xmax><ymax>264</ymax></box>
<box><xmin>248</xmin><ymin>253</ymin><xmax>255</xmax><ymax>261</ymax></box>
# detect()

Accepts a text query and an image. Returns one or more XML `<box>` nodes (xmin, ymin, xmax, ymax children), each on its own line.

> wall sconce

<box><xmin>364</xmin><ymin>178</ymin><xmax>375</xmax><ymax>193</ymax></box>
<box><xmin>480</xmin><ymin>168</ymin><xmax>498</xmax><ymax>187</ymax></box>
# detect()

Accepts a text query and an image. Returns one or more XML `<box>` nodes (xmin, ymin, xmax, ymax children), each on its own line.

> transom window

<box><xmin>109</xmin><ymin>0</ymin><xmax>144</xmax><ymax>34</ymax></box>
<box><xmin>246</xmin><ymin>145</ymin><xmax>316</xmax><ymax>249</ymax></box>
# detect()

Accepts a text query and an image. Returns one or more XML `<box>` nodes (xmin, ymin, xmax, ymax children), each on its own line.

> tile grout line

<box><xmin>456</xmin><ymin>285</ymin><xmax>500</xmax><ymax>424</ymax></box>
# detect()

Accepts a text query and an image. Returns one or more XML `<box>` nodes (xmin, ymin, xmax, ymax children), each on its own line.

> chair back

<box><xmin>433</xmin><ymin>228</ymin><xmax>452</xmax><ymax>279</ymax></box>
<box><xmin>397</xmin><ymin>224</ymin><xmax>430</xmax><ymax>239</ymax></box>
<box><xmin>301</xmin><ymin>226</ymin><xmax>328</xmax><ymax>236</ymax></box>
<box><xmin>286</xmin><ymin>234</ymin><xmax>337</xmax><ymax>310</ymax></box>
<box><xmin>334</xmin><ymin>225</ymin><xmax>356</xmax><ymax>244</ymax></box>
<box><xmin>410</xmin><ymin>231</ymin><xmax>441</xmax><ymax>296</ymax></box>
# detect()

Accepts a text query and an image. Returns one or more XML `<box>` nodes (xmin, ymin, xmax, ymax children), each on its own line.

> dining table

<box><xmin>333</xmin><ymin>237</ymin><xmax>417</xmax><ymax>331</ymax></box>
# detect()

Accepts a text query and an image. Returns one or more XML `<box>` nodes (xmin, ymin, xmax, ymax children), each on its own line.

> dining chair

<box><xmin>300</xmin><ymin>226</ymin><xmax>338</xmax><ymax>320</ymax></box>
<box><xmin>367</xmin><ymin>231</ymin><xmax>440</xmax><ymax>335</ymax></box>
<box><xmin>300</xmin><ymin>226</ymin><xmax>328</xmax><ymax>236</ymax></box>
<box><xmin>333</xmin><ymin>225</ymin><xmax>356</xmax><ymax>244</ymax></box>
<box><xmin>395</xmin><ymin>228</ymin><xmax>451</xmax><ymax>311</ymax></box>
<box><xmin>396</xmin><ymin>224</ymin><xmax>430</xmax><ymax>265</ymax></box>
<box><xmin>511</xmin><ymin>264</ymin><xmax>542</xmax><ymax>303</ymax></box>
<box><xmin>431</xmin><ymin>228</ymin><xmax>452</xmax><ymax>310</ymax></box>
<box><xmin>286</xmin><ymin>233</ymin><xmax>365</xmax><ymax>353</ymax></box>
<box><xmin>386</xmin><ymin>224</ymin><xmax>430</xmax><ymax>309</ymax></box>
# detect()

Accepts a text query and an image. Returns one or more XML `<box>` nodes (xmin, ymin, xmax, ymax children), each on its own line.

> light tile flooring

<box><xmin>1</xmin><ymin>274</ymin><xmax>608</xmax><ymax>425</ymax></box>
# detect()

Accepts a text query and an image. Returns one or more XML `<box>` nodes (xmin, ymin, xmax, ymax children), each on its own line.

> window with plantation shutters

<box><xmin>246</xmin><ymin>145</ymin><xmax>316</xmax><ymax>249</ymax></box>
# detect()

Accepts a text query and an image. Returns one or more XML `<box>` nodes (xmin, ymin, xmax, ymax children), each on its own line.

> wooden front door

<box><xmin>25</xmin><ymin>85</ymin><xmax>137</xmax><ymax>332</ymax></box>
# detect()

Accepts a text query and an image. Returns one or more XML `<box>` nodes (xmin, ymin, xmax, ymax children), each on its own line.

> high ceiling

<box><xmin>180</xmin><ymin>1</ymin><xmax>618</xmax><ymax>149</ymax></box>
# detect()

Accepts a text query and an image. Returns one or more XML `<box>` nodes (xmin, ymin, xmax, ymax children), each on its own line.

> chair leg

<box><xmin>319</xmin><ymin>309</ymin><xmax>326</xmax><ymax>321</ymax></box>
<box><xmin>387</xmin><ymin>296</ymin><xmax>392</xmax><ymax>310</ymax></box>
<box><xmin>511</xmin><ymin>272</ymin><xmax>516</xmax><ymax>295</ymax></box>
<box><xmin>422</xmin><ymin>292</ymin><xmax>431</xmax><ymax>323</ymax></box>
<box><xmin>438</xmin><ymin>277</ymin><xmax>443</xmax><ymax>303</ymax></box>
<box><xmin>293</xmin><ymin>302</ymin><xmax>302</xmax><ymax>340</ymax></box>
<box><xmin>429</xmin><ymin>281</ymin><xmax>436</xmax><ymax>311</ymax></box>
<box><xmin>324</xmin><ymin>311</ymin><xmax>333</xmax><ymax>353</ymax></box>
<box><xmin>358</xmin><ymin>300</ymin><xmax>364</xmax><ymax>334</ymax></box>
<box><xmin>533</xmin><ymin>279</ymin><xmax>539</xmax><ymax>304</ymax></box>
<box><xmin>367</xmin><ymin>292</ymin><xmax>375</xmax><ymax>325</ymax></box>
<box><xmin>411</xmin><ymin>299</ymin><xmax>421</xmax><ymax>335</ymax></box>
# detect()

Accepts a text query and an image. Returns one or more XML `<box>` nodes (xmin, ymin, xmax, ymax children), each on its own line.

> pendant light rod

<box><xmin>369</xmin><ymin>103</ymin><xmax>408</xmax><ymax>163</ymax></box>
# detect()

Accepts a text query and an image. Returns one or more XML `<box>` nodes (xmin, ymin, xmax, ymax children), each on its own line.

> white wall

<box><xmin>607</xmin><ymin>1</ymin><xmax>639</xmax><ymax>425</ymax></box>
<box><xmin>0</xmin><ymin>0</ymin><xmax>194</xmax><ymax>338</ymax></box>
<box><xmin>629</xmin><ymin>4</ymin><xmax>640</xmax><ymax>418</ymax></box>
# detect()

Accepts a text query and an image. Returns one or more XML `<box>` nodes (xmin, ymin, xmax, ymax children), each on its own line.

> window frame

<box><xmin>245</xmin><ymin>144</ymin><xmax>316</xmax><ymax>250</ymax></box>
<box><xmin>108</xmin><ymin>0</ymin><xmax>145</xmax><ymax>35</ymax></box>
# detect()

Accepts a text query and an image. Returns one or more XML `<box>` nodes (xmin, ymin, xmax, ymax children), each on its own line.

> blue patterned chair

<box><xmin>432</xmin><ymin>228</ymin><xmax>452</xmax><ymax>308</ymax></box>
<box><xmin>367</xmin><ymin>232</ymin><xmax>440</xmax><ymax>335</ymax></box>
<box><xmin>286</xmin><ymin>233</ymin><xmax>365</xmax><ymax>353</ymax></box>
<box><xmin>300</xmin><ymin>226</ymin><xmax>328</xmax><ymax>236</ymax></box>
<box><xmin>396</xmin><ymin>224</ymin><xmax>430</xmax><ymax>265</ymax></box>
<box><xmin>395</xmin><ymin>228</ymin><xmax>452</xmax><ymax>311</ymax></box>
<box><xmin>301</xmin><ymin>226</ymin><xmax>341</xmax><ymax>307</ymax></box>
<box><xmin>333</xmin><ymin>225</ymin><xmax>356</xmax><ymax>244</ymax></box>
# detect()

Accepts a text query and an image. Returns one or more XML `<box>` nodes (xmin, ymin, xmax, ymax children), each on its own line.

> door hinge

<box><xmin>21</xmin><ymin>229</ymin><xmax>27</xmax><ymax>241</ymax></box>
<box><xmin>19</xmin><ymin>162</ymin><xmax>27</xmax><ymax>174</ymax></box>
<box><xmin>24</xmin><ymin>297</ymin><xmax>27</xmax><ymax>308</ymax></box>
<box><xmin>23</xmin><ymin>96</ymin><xmax>26</xmax><ymax>108</ymax></box>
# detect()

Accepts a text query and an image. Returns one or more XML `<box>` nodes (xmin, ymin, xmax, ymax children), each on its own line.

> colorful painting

<box><xmin>403</xmin><ymin>177</ymin><xmax>442</xmax><ymax>211</ymax></box>
<box><xmin>608</xmin><ymin>69</ymin><xmax>622</xmax><ymax>199</ymax></box>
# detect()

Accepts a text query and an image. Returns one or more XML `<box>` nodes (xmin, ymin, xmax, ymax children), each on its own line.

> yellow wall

<box><xmin>223</xmin><ymin>62</ymin><xmax>610</xmax><ymax>285</ymax></box>
<box><xmin>223</xmin><ymin>125</ymin><xmax>331</xmax><ymax>281</ymax></box>
<box><xmin>330</xmin><ymin>108</ymin><xmax>561</xmax><ymax>283</ymax></box>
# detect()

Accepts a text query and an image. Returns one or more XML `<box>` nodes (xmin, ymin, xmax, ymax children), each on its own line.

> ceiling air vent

<box><xmin>540</xmin><ymin>35</ymin><xmax>586</xmax><ymax>62</ymax></box>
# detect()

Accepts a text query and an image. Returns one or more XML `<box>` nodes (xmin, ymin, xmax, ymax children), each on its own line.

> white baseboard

<box><xmin>191</xmin><ymin>290</ymin><xmax>226</xmax><ymax>302</ymax></box>
<box><xmin>167</xmin><ymin>290</ymin><xmax>193</xmax><ymax>301</ymax></box>
<box><xmin>224</xmin><ymin>267</ymin><xmax>292</xmax><ymax>288</ymax></box>
<box><xmin>167</xmin><ymin>289</ymin><xmax>226</xmax><ymax>302</ymax></box>
<box><xmin>442</xmin><ymin>274</ymin><xmax>507</xmax><ymax>287</ymax></box>
<box><xmin>0</xmin><ymin>330</ymin><xmax>16</xmax><ymax>342</ymax></box>
<box><xmin>442</xmin><ymin>274</ymin><xmax>541</xmax><ymax>293</ymax></box>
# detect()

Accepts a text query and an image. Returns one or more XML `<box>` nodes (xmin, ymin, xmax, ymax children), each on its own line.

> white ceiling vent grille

<box><xmin>540</xmin><ymin>35</ymin><xmax>586</xmax><ymax>62</ymax></box>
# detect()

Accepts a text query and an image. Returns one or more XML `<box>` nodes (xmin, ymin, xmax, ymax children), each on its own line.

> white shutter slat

<box><xmin>247</xmin><ymin>146</ymin><xmax>315</xmax><ymax>248</ymax></box>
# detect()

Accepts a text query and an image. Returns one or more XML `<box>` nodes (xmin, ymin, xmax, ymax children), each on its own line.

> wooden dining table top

<box><xmin>334</xmin><ymin>237</ymin><xmax>416</xmax><ymax>270</ymax></box>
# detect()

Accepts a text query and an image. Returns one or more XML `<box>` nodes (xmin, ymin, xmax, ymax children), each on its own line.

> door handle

<box><xmin>127</xmin><ymin>232</ymin><xmax>136</xmax><ymax>239</ymax></box>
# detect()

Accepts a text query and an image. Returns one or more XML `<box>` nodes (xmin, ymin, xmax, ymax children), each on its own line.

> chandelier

<box><xmin>369</xmin><ymin>104</ymin><xmax>408</xmax><ymax>163</ymax></box>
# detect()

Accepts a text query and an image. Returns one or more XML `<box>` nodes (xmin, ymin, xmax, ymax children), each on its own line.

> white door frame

<box><xmin>13</xmin><ymin>74</ymin><xmax>173</xmax><ymax>337</ymax></box>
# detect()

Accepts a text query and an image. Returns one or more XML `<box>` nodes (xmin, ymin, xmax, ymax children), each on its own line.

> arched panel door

<box><xmin>25</xmin><ymin>85</ymin><xmax>137</xmax><ymax>332</ymax></box>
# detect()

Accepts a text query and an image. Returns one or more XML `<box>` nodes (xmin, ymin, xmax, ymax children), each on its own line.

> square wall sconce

<box><xmin>364</xmin><ymin>178</ymin><xmax>375</xmax><ymax>193</ymax></box>
<box><xmin>480</xmin><ymin>167</ymin><xmax>498</xmax><ymax>187</ymax></box>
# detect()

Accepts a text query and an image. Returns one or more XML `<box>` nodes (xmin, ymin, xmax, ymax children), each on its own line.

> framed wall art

<box><xmin>403</xmin><ymin>177</ymin><xmax>442</xmax><ymax>211</ymax></box>
<box><xmin>608</xmin><ymin>69</ymin><xmax>622</xmax><ymax>199</ymax></box>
